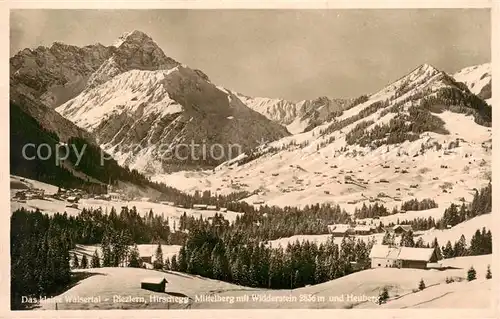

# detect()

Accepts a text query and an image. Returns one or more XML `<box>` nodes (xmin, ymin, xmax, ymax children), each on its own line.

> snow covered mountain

<box><xmin>153</xmin><ymin>63</ymin><xmax>492</xmax><ymax>212</ymax></box>
<box><xmin>56</xmin><ymin>65</ymin><xmax>290</xmax><ymax>174</ymax></box>
<box><xmin>10</xmin><ymin>42</ymin><xmax>114</xmax><ymax>109</ymax></box>
<box><xmin>47</xmin><ymin>31</ymin><xmax>289</xmax><ymax>174</ymax></box>
<box><xmin>236</xmin><ymin>94</ymin><xmax>349</xmax><ymax>134</ymax></box>
<box><xmin>10</xmin><ymin>30</ymin><xmax>182</xmax><ymax>109</ymax></box>
<box><xmin>85</xmin><ymin>30</ymin><xmax>181</xmax><ymax>90</ymax></box>
<box><xmin>10</xmin><ymin>30</ymin><xmax>491</xmax><ymax>183</ymax></box>
<box><xmin>453</xmin><ymin>63</ymin><xmax>491</xmax><ymax>104</ymax></box>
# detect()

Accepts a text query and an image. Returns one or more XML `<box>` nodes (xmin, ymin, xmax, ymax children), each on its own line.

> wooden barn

<box><xmin>141</xmin><ymin>277</ymin><xmax>168</xmax><ymax>292</ymax></box>
<box><xmin>140</xmin><ymin>255</ymin><xmax>152</xmax><ymax>264</ymax></box>
<box><xmin>193</xmin><ymin>204</ymin><xmax>208</xmax><ymax>210</ymax></box>
<box><xmin>392</xmin><ymin>225</ymin><xmax>413</xmax><ymax>235</ymax></box>
<box><xmin>353</xmin><ymin>225</ymin><xmax>376</xmax><ymax>235</ymax></box>
<box><xmin>369</xmin><ymin>244</ymin><xmax>438</xmax><ymax>269</ymax></box>
<box><xmin>327</xmin><ymin>224</ymin><xmax>354</xmax><ymax>237</ymax></box>
<box><xmin>397</xmin><ymin>246</ymin><xmax>439</xmax><ymax>269</ymax></box>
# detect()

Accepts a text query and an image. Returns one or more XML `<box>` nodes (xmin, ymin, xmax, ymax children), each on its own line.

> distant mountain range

<box><xmin>235</xmin><ymin>94</ymin><xmax>350</xmax><ymax>134</ymax></box>
<box><xmin>10</xmin><ymin>30</ymin><xmax>492</xmax><ymax>182</ymax></box>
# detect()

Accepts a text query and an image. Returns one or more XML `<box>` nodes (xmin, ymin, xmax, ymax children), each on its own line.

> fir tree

<box><xmin>401</xmin><ymin>230</ymin><xmax>415</xmax><ymax>247</ymax></box>
<box><xmin>178</xmin><ymin>246</ymin><xmax>188</xmax><ymax>272</ymax></box>
<box><xmin>91</xmin><ymin>249</ymin><xmax>101</xmax><ymax>268</ymax></box>
<box><xmin>153</xmin><ymin>242</ymin><xmax>164</xmax><ymax>270</ymax></box>
<box><xmin>379</xmin><ymin>287</ymin><xmax>389</xmax><ymax>304</ymax></box>
<box><xmin>170</xmin><ymin>255</ymin><xmax>179</xmax><ymax>271</ymax></box>
<box><xmin>164</xmin><ymin>257</ymin><xmax>171</xmax><ymax>271</ymax></box>
<box><xmin>443</xmin><ymin>240</ymin><xmax>454</xmax><ymax>258</ymax></box>
<box><xmin>81</xmin><ymin>255</ymin><xmax>88</xmax><ymax>269</ymax></box>
<box><xmin>101</xmin><ymin>238</ymin><xmax>112</xmax><ymax>267</ymax></box>
<box><xmin>128</xmin><ymin>244</ymin><xmax>142</xmax><ymax>268</ymax></box>
<box><xmin>415</xmin><ymin>237</ymin><xmax>425</xmax><ymax>248</ymax></box>
<box><xmin>486</xmin><ymin>265</ymin><xmax>492</xmax><ymax>279</ymax></box>
<box><xmin>467</xmin><ymin>266</ymin><xmax>477</xmax><ymax>281</ymax></box>
<box><xmin>72</xmin><ymin>253</ymin><xmax>79</xmax><ymax>269</ymax></box>
<box><xmin>382</xmin><ymin>232</ymin><xmax>394</xmax><ymax>245</ymax></box>
<box><xmin>418</xmin><ymin>278</ymin><xmax>426</xmax><ymax>290</ymax></box>
<box><xmin>453</xmin><ymin>235</ymin><xmax>467</xmax><ymax>257</ymax></box>
<box><xmin>432</xmin><ymin>237</ymin><xmax>442</xmax><ymax>260</ymax></box>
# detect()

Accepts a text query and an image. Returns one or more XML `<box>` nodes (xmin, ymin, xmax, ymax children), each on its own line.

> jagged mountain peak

<box><xmin>113</xmin><ymin>30</ymin><xmax>155</xmax><ymax>47</ymax></box>
<box><xmin>50</xmin><ymin>41</ymin><xmax>72</xmax><ymax>49</ymax></box>
<box><xmin>10</xmin><ymin>30</ymin><xmax>181</xmax><ymax>107</ymax></box>
<box><xmin>10</xmin><ymin>41</ymin><xmax>115</xmax><ymax>108</ymax></box>
<box><xmin>398</xmin><ymin>63</ymin><xmax>441</xmax><ymax>84</ymax></box>
<box><xmin>417</xmin><ymin>63</ymin><xmax>439</xmax><ymax>73</ymax></box>
<box><xmin>236</xmin><ymin>93</ymin><xmax>349</xmax><ymax>134</ymax></box>
<box><xmin>56</xmin><ymin>65</ymin><xmax>290</xmax><ymax>174</ymax></box>
<box><xmin>86</xmin><ymin>31</ymin><xmax>180</xmax><ymax>89</ymax></box>
<box><xmin>372</xmin><ymin>63</ymin><xmax>444</xmax><ymax>101</ymax></box>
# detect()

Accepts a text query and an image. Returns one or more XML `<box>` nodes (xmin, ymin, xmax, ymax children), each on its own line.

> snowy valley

<box><xmin>9</xmin><ymin>28</ymin><xmax>493</xmax><ymax>311</ymax></box>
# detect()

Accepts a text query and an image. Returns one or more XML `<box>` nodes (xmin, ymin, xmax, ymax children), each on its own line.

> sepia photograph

<box><xmin>8</xmin><ymin>6</ymin><xmax>494</xmax><ymax>312</ymax></box>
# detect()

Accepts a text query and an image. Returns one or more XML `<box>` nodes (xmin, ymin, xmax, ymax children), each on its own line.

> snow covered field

<box><xmin>71</xmin><ymin>244</ymin><xmax>182</xmax><ymax>265</ymax></box>
<box><xmin>266</xmin><ymin>233</ymin><xmax>383</xmax><ymax>248</ymax></box>
<box><xmin>416</xmin><ymin>214</ymin><xmax>491</xmax><ymax>245</ymax></box>
<box><xmin>37</xmin><ymin>254</ymin><xmax>492</xmax><ymax>310</ymax></box>
<box><xmin>10</xmin><ymin>175</ymin><xmax>59</xmax><ymax>195</ymax></box>
<box><xmin>264</xmin><ymin>212</ymin><xmax>490</xmax><ymax>249</ymax></box>
<box><xmin>10</xmin><ymin>177</ymin><xmax>242</xmax><ymax>231</ymax></box>
<box><xmin>10</xmin><ymin>196</ymin><xmax>241</xmax><ymax>230</ymax></box>
<box><xmin>152</xmin><ymin>110</ymin><xmax>491</xmax><ymax>218</ymax></box>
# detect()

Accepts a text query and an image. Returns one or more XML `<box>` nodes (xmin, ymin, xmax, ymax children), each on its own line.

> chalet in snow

<box><xmin>327</xmin><ymin>224</ymin><xmax>377</xmax><ymax>236</ymax></box>
<box><xmin>391</xmin><ymin>225</ymin><xmax>413</xmax><ymax>235</ymax></box>
<box><xmin>369</xmin><ymin>244</ymin><xmax>438</xmax><ymax>269</ymax></box>
<box><xmin>141</xmin><ymin>277</ymin><xmax>168</xmax><ymax>293</ymax></box>
<box><xmin>192</xmin><ymin>204</ymin><xmax>225</xmax><ymax>211</ymax></box>
<box><xmin>327</xmin><ymin>224</ymin><xmax>353</xmax><ymax>237</ymax></box>
<box><xmin>140</xmin><ymin>254</ymin><xmax>153</xmax><ymax>265</ymax></box>
<box><xmin>353</xmin><ymin>225</ymin><xmax>375</xmax><ymax>235</ymax></box>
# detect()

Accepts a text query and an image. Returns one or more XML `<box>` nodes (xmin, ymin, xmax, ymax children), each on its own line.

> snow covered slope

<box><xmin>51</xmin><ymin>31</ymin><xmax>290</xmax><ymax>174</ymax></box>
<box><xmin>264</xmin><ymin>213</ymin><xmax>491</xmax><ymax>250</ymax></box>
<box><xmin>57</xmin><ymin>65</ymin><xmax>289</xmax><ymax>174</ymax></box>
<box><xmin>453</xmin><ymin>63</ymin><xmax>491</xmax><ymax>104</ymax></box>
<box><xmin>38</xmin><ymin>254</ymin><xmax>492</xmax><ymax>309</ymax></box>
<box><xmin>10</xmin><ymin>43</ymin><xmax>114</xmax><ymax>109</ymax></box>
<box><xmin>57</xmin><ymin>69</ymin><xmax>184</xmax><ymax>131</ymax></box>
<box><xmin>10</xmin><ymin>196</ymin><xmax>243</xmax><ymax>230</ymax></box>
<box><xmin>85</xmin><ymin>30</ymin><xmax>180</xmax><ymax>90</ymax></box>
<box><xmin>153</xmin><ymin>64</ymin><xmax>492</xmax><ymax>212</ymax></box>
<box><xmin>71</xmin><ymin>244</ymin><xmax>182</xmax><ymax>267</ymax></box>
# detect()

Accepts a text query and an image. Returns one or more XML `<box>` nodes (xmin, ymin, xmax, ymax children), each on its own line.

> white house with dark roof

<box><xmin>369</xmin><ymin>244</ymin><xmax>438</xmax><ymax>269</ymax></box>
<box><xmin>327</xmin><ymin>224</ymin><xmax>353</xmax><ymax>237</ymax></box>
<box><xmin>392</xmin><ymin>225</ymin><xmax>413</xmax><ymax>235</ymax></box>
<box><xmin>353</xmin><ymin>224</ymin><xmax>376</xmax><ymax>235</ymax></box>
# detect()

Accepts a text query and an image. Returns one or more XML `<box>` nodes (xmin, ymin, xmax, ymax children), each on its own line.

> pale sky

<box><xmin>10</xmin><ymin>9</ymin><xmax>491</xmax><ymax>101</ymax></box>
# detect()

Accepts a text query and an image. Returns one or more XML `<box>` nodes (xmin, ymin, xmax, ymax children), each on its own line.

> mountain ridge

<box><xmin>452</xmin><ymin>63</ymin><xmax>491</xmax><ymax>104</ymax></box>
<box><xmin>235</xmin><ymin>93</ymin><xmax>350</xmax><ymax>134</ymax></box>
<box><xmin>151</xmin><ymin>59</ymin><xmax>491</xmax><ymax>212</ymax></box>
<box><xmin>10</xmin><ymin>30</ymin><xmax>492</xmax><ymax>178</ymax></box>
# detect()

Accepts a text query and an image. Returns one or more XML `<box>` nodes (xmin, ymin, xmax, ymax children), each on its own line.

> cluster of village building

<box><xmin>14</xmin><ymin>180</ymin><xmax>439</xmax><ymax>271</ymax></box>
<box><xmin>327</xmin><ymin>219</ymin><xmax>413</xmax><ymax>237</ymax></box>
<box><xmin>327</xmin><ymin>220</ymin><xmax>440</xmax><ymax>270</ymax></box>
